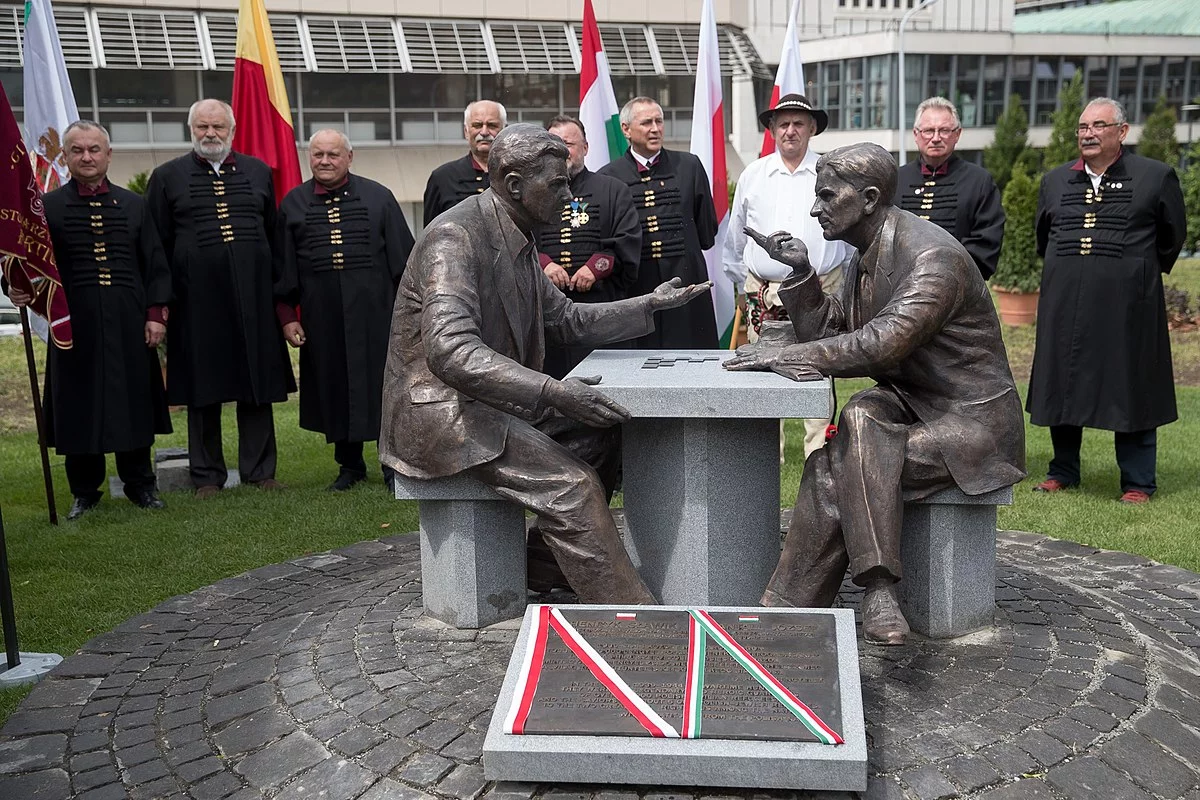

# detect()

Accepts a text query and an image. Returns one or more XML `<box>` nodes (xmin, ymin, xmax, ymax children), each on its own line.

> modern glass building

<box><xmin>2</xmin><ymin>0</ymin><xmax>1196</xmax><ymax>223</ymax></box>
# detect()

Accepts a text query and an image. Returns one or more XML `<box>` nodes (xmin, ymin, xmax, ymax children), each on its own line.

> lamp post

<box><xmin>1183</xmin><ymin>104</ymin><xmax>1199</xmax><ymax>168</ymax></box>
<box><xmin>897</xmin><ymin>0</ymin><xmax>943</xmax><ymax>166</ymax></box>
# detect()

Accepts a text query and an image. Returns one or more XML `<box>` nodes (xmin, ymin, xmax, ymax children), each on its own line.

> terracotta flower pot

<box><xmin>993</xmin><ymin>286</ymin><xmax>1039</xmax><ymax>326</ymax></box>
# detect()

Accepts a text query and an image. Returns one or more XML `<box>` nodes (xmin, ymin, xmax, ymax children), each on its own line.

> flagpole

<box><xmin>19</xmin><ymin>307</ymin><xmax>57</xmax><ymax>526</ymax></box>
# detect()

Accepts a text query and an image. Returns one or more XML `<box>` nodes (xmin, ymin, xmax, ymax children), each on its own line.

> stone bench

<box><xmin>392</xmin><ymin>474</ymin><xmax>527</xmax><ymax>629</ymax></box>
<box><xmin>898</xmin><ymin>485</ymin><xmax>1014</xmax><ymax>639</ymax></box>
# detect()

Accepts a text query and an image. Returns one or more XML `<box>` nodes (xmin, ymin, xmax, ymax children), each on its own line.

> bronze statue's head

<box><xmin>811</xmin><ymin>143</ymin><xmax>896</xmax><ymax>243</ymax></box>
<box><xmin>489</xmin><ymin>123</ymin><xmax>572</xmax><ymax>227</ymax></box>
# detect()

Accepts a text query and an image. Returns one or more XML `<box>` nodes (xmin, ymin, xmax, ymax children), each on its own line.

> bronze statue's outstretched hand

<box><xmin>723</xmin><ymin>341</ymin><xmax>781</xmax><ymax>372</ymax></box>
<box><xmin>545</xmin><ymin>375</ymin><xmax>632</xmax><ymax>428</ymax></box>
<box><xmin>744</xmin><ymin>227</ymin><xmax>813</xmax><ymax>279</ymax></box>
<box><xmin>648</xmin><ymin>277</ymin><xmax>714</xmax><ymax>311</ymax></box>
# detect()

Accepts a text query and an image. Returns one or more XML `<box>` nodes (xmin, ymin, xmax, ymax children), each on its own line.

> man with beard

<box><xmin>380</xmin><ymin>124</ymin><xmax>712</xmax><ymax>603</ymax></box>
<box><xmin>535</xmin><ymin>115</ymin><xmax>641</xmax><ymax>379</ymax></box>
<box><xmin>277</xmin><ymin>129</ymin><xmax>415</xmax><ymax>490</ymax></box>
<box><xmin>599</xmin><ymin>97</ymin><xmax>719</xmax><ymax>349</ymax></box>
<box><xmin>146</xmin><ymin>98</ymin><xmax>294</xmax><ymax>498</ymax></box>
<box><xmin>6</xmin><ymin>120</ymin><xmax>171</xmax><ymax>519</ymax></box>
<box><xmin>1028</xmin><ymin>97</ymin><xmax>1186</xmax><ymax>504</ymax></box>
<box><xmin>422</xmin><ymin>100</ymin><xmax>506</xmax><ymax>226</ymax></box>
<box><xmin>893</xmin><ymin>97</ymin><xmax>1004</xmax><ymax>279</ymax></box>
<box><xmin>725</xmin><ymin>143</ymin><xmax>1025</xmax><ymax>645</ymax></box>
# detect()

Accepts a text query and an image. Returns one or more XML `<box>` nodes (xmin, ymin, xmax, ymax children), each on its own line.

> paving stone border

<box><xmin>2</xmin><ymin>525</ymin><xmax>1199</xmax><ymax>800</ymax></box>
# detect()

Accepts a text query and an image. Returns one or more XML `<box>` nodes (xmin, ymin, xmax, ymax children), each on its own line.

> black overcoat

<box><xmin>276</xmin><ymin>175</ymin><xmax>415</xmax><ymax>442</ymax></box>
<box><xmin>423</xmin><ymin>154</ymin><xmax>489</xmax><ymax>226</ymax></box>
<box><xmin>599</xmin><ymin>148</ymin><xmax>718</xmax><ymax>349</ymax></box>
<box><xmin>1027</xmin><ymin>150</ymin><xmax>1186</xmax><ymax>432</ymax></box>
<box><xmin>534</xmin><ymin>167</ymin><xmax>641</xmax><ymax>377</ymax></box>
<box><xmin>893</xmin><ymin>156</ymin><xmax>1005</xmax><ymax>279</ymax></box>
<box><xmin>42</xmin><ymin>180</ymin><xmax>172</xmax><ymax>454</ymax></box>
<box><xmin>146</xmin><ymin>152</ymin><xmax>294</xmax><ymax>407</ymax></box>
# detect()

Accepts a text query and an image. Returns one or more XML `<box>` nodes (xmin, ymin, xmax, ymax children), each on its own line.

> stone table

<box><xmin>567</xmin><ymin>349</ymin><xmax>829</xmax><ymax>607</ymax></box>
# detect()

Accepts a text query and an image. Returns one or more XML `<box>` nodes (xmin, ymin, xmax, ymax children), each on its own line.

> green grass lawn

<box><xmin>2</xmin><ymin>309</ymin><xmax>1200</xmax><ymax>724</ymax></box>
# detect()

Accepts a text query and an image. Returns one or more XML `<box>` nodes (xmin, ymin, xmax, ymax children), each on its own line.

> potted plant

<box><xmin>991</xmin><ymin>157</ymin><xmax>1042</xmax><ymax>325</ymax></box>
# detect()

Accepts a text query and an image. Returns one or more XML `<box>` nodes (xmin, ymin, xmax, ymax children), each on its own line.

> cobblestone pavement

<box><xmin>2</xmin><ymin>528</ymin><xmax>1199</xmax><ymax>800</ymax></box>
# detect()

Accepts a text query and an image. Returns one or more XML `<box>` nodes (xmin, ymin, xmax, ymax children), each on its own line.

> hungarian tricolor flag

<box><xmin>0</xmin><ymin>84</ymin><xmax>71</xmax><ymax>349</ymax></box>
<box><xmin>231</xmin><ymin>0</ymin><xmax>301</xmax><ymax>206</ymax></box>
<box><xmin>689</xmin><ymin>0</ymin><xmax>736</xmax><ymax>348</ymax></box>
<box><xmin>760</xmin><ymin>0</ymin><xmax>806</xmax><ymax>157</ymax></box>
<box><xmin>579</xmin><ymin>0</ymin><xmax>627</xmax><ymax>171</ymax></box>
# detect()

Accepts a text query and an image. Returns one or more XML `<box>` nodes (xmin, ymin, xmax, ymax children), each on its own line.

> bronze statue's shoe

<box><xmin>862</xmin><ymin>583</ymin><xmax>909</xmax><ymax>646</ymax></box>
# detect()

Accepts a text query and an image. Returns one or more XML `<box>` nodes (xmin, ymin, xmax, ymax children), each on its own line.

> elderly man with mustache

<box><xmin>422</xmin><ymin>100</ymin><xmax>506</xmax><ymax>226</ymax></box>
<box><xmin>146</xmin><ymin>98</ymin><xmax>295</xmax><ymax>498</ymax></box>
<box><xmin>1027</xmin><ymin>97</ymin><xmax>1187</xmax><ymax>505</ymax></box>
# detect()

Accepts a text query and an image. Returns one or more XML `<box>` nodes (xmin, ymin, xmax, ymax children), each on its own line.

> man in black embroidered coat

<box><xmin>146</xmin><ymin>99</ymin><xmax>294</xmax><ymax>497</ymax></box>
<box><xmin>8</xmin><ymin>121</ymin><xmax>172</xmax><ymax>520</ymax></box>
<box><xmin>599</xmin><ymin>97</ymin><xmax>718</xmax><ymax>349</ymax></box>
<box><xmin>1028</xmin><ymin>97</ymin><xmax>1186</xmax><ymax>504</ymax></box>
<box><xmin>535</xmin><ymin>115</ymin><xmax>641</xmax><ymax>378</ymax></box>
<box><xmin>277</xmin><ymin>129</ymin><xmax>415</xmax><ymax>490</ymax></box>
<box><xmin>422</xmin><ymin>100</ymin><xmax>505</xmax><ymax>226</ymax></box>
<box><xmin>893</xmin><ymin>97</ymin><xmax>1004</xmax><ymax>279</ymax></box>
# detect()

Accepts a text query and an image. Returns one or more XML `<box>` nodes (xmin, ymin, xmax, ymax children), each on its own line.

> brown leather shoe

<box><xmin>862</xmin><ymin>582</ymin><xmax>910</xmax><ymax>646</ymax></box>
<box><xmin>250</xmin><ymin>478</ymin><xmax>286</xmax><ymax>491</ymax></box>
<box><xmin>1119</xmin><ymin>490</ymin><xmax>1151</xmax><ymax>504</ymax></box>
<box><xmin>195</xmin><ymin>485</ymin><xmax>221</xmax><ymax>499</ymax></box>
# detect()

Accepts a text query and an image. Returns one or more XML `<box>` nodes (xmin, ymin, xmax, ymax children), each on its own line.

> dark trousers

<box><xmin>187</xmin><ymin>403</ymin><xmax>277</xmax><ymax>488</ymax></box>
<box><xmin>65</xmin><ymin>447</ymin><xmax>155</xmax><ymax>501</ymax></box>
<box><xmin>334</xmin><ymin>441</ymin><xmax>367</xmax><ymax>475</ymax></box>
<box><xmin>465</xmin><ymin>415</ymin><xmax>652</xmax><ymax>605</ymax></box>
<box><xmin>764</xmin><ymin>387</ymin><xmax>955</xmax><ymax>608</ymax></box>
<box><xmin>1048</xmin><ymin>425</ymin><xmax>1157</xmax><ymax>494</ymax></box>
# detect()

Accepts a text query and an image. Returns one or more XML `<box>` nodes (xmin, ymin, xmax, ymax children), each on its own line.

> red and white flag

<box><xmin>578</xmin><ymin>0</ymin><xmax>626</xmax><ymax>171</ymax></box>
<box><xmin>760</xmin><ymin>0</ymin><xmax>806</xmax><ymax>157</ymax></box>
<box><xmin>689</xmin><ymin>0</ymin><xmax>735</xmax><ymax>347</ymax></box>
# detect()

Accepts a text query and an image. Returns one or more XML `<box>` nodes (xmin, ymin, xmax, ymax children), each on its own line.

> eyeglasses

<box><xmin>915</xmin><ymin>127</ymin><xmax>959</xmax><ymax>139</ymax></box>
<box><xmin>1076</xmin><ymin>121</ymin><xmax>1121</xmax><ymax>134</ymax></box>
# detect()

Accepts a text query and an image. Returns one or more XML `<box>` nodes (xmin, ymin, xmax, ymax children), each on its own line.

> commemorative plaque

<box><xmin>484</xmin><ymin>605</ymin><xmax>866</xmax><ymax>791</ymax></box>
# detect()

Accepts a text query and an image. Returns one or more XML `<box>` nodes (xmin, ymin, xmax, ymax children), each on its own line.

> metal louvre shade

<box><xmin>0</xmin><ymin>4</ymin><xmax>766</xmax><ymax>78</ymax></box>
<box><xmin>93</xmin><ymin>9</ymin><xmax>206</xmax><ymax>69</ymax></box>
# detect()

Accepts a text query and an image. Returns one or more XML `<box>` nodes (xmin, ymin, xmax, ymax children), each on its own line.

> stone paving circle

<box><xmin>2</xmin><ymin>522</ymin><xmax>1200</xmax><ymax>800</ymax></box>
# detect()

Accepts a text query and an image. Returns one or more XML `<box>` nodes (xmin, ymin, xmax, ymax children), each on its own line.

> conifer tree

<box><xmin>984</xmin><ymin>96</ymin><xmax>1029</xmax><ymax>192</ymax></box>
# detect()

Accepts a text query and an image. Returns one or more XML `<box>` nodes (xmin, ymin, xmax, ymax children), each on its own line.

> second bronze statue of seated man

<box><xmin>726</xmin><ymin>142</ymin><xmax>1026</xmax><ymax>645</ymax></box>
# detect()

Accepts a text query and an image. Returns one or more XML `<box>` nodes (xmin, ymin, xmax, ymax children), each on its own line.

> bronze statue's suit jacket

<box><xmin>380</xmin><ymin>189</ymin><xmax>655</xmax><ymax>479</ymax></box>
<box><xmin>778</xmin><ymin>207</ymin><xmax>1026</xmax><ymax>495</ymax></box>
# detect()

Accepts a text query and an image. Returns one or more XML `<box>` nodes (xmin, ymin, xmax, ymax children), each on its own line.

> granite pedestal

<box><xmin>483</xmin><ymin>604</ymin><xmax>866</xmax><ymax>791</ymax></box>
<box><xmin>567</xmin><ymin>351</ymin><xmax>829</xmax><ymax>606</ymax></box>
<box><xmin>392</xmin><ymin>474</ymin><xmax>527</xmax><ymax>628</ymax></box>
<box><xmin>899</xmin><ymin>485</ymin><xmax>1013</xmax><ymax>638</ymax></box>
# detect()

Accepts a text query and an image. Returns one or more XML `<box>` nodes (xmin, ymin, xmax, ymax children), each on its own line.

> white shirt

<box><xmin>723</xmin><ymin>149</ymin><xmax>855</xmax><ymax>284</ymax></box>
<box><xmin>630</xmin><ymin>149</ymin><xmax>659</xmax><ymax>170</ymax></box>
<box><xmin>1084</xmin><ymin>161</ymin><xmax>1104</xmax><ymax>191</ymax></box>
<box><xmin>206</xmin><ymin>159</ymin><xmax>225</xmax><ymax>175</ymax></box>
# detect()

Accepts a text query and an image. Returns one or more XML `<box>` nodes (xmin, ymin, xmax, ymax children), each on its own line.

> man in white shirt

<box><xmin>724</xmin><ymin>94</ymin><xmax>854</xmax><ymax>457</ymax></box>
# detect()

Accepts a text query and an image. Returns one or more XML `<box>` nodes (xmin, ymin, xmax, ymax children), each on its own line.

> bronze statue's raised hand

<box><xmin>744</xmin><ymin>227</ymin><xmax>813</xmax><ymax>279</ymax></box>
<box><xmin>648</xmin><ymin>276</ymin><xmax>714</xmax><ymax>311</ymax></box>
<box><xmin>544</xmin><ymin>375</ymin><xmax>632</xmax><ymax>428</ymax></box>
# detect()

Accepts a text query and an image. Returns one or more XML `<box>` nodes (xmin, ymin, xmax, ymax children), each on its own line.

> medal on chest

<box><xmin>569</xmin><ymin>198</ymin><xmax>590</xmax><ymax>229</ymax></box>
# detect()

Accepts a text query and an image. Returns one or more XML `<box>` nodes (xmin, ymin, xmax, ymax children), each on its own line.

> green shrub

<box><xmin>992</xmin><ymin>159</ymin><xmax>1042</xmax><ymax>294</ymax></box>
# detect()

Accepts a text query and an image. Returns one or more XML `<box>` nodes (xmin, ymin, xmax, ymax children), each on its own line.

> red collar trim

<box><xmin>191</xmin><ymin>151</ymin><xmax>237</xmax><ymax>168</ymax></box>
<box><xmin>314</xmin><ymin>176</ymin><xmax>351</xmax><ymax>195</ymax></box>
<box><xmin>75</xmin><ymin>178</ymin><xmax>111</xmax><ymax>196</ymax></box>
<box><xmin>920</xmin><ymin>160</ymin><xmax>949</xmax><ymax>177</ymax></box>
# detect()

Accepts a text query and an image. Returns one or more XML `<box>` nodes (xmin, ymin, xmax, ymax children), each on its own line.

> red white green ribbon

<box><xmin>504</xmin><ymin>606</ymin><xmax>679</xmax><ymax>738</ymax></box>
<box><xmin>690</xmin><ymin>610</ymin><xmax>843</xmax><ymax>745</ymax></box>
<box><xmin>681</xmin><ymin>611</ymin><xmax>707</xmax><ymax>738</ymax></box>
<box><xmin>503</xmin><ymin>605</ymin><xmax>552</xmax><ymax>735</ymax></box>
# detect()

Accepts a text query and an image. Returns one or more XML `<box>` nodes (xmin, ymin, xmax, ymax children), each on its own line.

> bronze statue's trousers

<box><xmin>763</xmin><ymin>386</ymin><xmax>955</xmax><ymax>608</ymax></box>
<box><xmin>466</xmin><ymin>416</ymin><xmax>656</xmax><ymax>605</ymax></box>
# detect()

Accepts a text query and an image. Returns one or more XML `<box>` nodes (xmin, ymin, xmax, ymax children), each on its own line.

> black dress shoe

<box><xmin>66</xmin><ymin>495</ymin><xmax>100</xmax><ymax>521</ymax></box>
<box><xmin>127</xmin><ymin>487</ymin><xmax>166</xmax><ymax>510</ymax></box>
<box><xmin>327</xmin><ymin>470</ymin><xmax>366</xmax><ymax>492</ymax></box>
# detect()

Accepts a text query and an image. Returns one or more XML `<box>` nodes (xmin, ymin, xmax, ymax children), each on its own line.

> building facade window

<box><xmin>982</xmin><ymin>56</ymin><xmax>1006</xmax><ymax>125</ymax></box>
<box><xmin>955</xmin><ymin>54</ymin><xmax>981</xmax><ymax>127</ymax></box>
